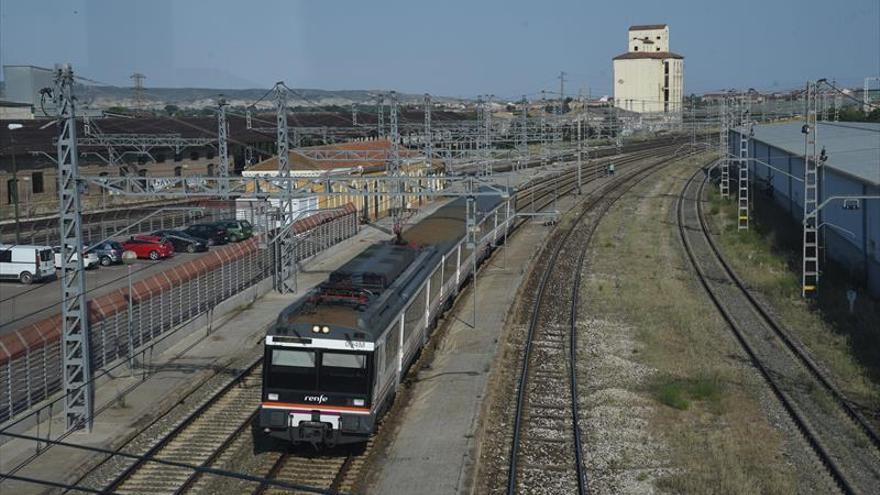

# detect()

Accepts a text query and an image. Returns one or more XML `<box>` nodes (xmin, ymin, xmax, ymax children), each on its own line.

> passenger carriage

<box><xmin>259</xmin><ymin>194</ymin><xmax>513</xmax><ymax>446</ymax></box>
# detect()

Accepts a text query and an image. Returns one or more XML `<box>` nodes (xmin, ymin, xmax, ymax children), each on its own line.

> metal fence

<box><xmin>0</xmin><ymin>204</ymin><xmax>358</xmax><ymax>424</ymax></box>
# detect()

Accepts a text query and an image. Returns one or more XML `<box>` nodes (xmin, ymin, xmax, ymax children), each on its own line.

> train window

<box><xmin>272</xmin><ymin>349</ymin><xmax>316</xmax><ymax>367</ymax></box>
<box><xmin>267</xmin><ymin>349</ymin><xmax>317</xmax><ymax>391</ymax></box>
<box><xmin>320</xmin><ymin>352</ymin><xmax>369</xmax><ymax>395</ymax></box>
<box><xmin>323</xmin><ymin>353</ymin><xmax>365</xmax><ymax>369</ymax></box>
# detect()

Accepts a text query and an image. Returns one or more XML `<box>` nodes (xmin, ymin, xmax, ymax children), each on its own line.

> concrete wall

<box><xmin>629</xmin><ymin>26</ymin><xmax>670</xmax><ymax>52</ymax></box>
<box><xmin>613</xmin><ymin>58</ymin><xmax>683</xmax><ymax>113</ymax></box>
<box><xmin>734</xmin><ymin>130</ymin><xmax>880</xmax><ymax>296</ymax></box>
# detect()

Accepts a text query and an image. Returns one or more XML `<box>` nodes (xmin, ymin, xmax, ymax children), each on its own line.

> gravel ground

<box><xmin>473</xmin><ymin>154</ymin><xmax>680</xmax><ymax>494</ymax></box>
<box><xmin>74</xmin><ymin>349</ymin><xmax>263</xmax><ymax>491</ymax></box>
<box><xmin>679</xmin><ymin>170</ymin><xmax>880</xmax><ymax>492</ymax></box>
<box><xmin>568</xmin><ymin>155</ymin><xmax>833</xmax><ymax>494</ymax></box>
<box><xmin>577</xmin><ymin>317</ymin><xmax>669</xmax><ymax>494</ymax></box>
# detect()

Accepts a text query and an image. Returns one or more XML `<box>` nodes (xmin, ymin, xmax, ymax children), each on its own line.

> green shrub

<box><xmin>652</xmin><ymin>375</ymin><xmax>725</xmax><ymax>411</ymax></box>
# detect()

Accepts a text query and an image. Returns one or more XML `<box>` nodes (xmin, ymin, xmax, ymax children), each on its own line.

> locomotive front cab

<box><xmin>259</xmin><ymin>335</ymin><xmax>376</xmax><ymax>447</ymax></box>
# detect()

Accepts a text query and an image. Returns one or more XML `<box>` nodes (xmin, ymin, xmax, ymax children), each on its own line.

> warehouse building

<box><xmin>732</xmin><ymin>122</ymin><xmax>880</xmax><ymax>297</ymax></box>
<box><xmin>613</xmin><ymin>24</ymin><xmax>684</xmax><ymax>114</ymax></box>
<box><xmin>242</xmin><ymin>138</ymin><xmax>440</xmax><ymax>221</ymax></box>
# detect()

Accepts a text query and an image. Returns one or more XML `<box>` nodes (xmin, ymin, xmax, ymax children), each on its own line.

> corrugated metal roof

<box><xmin>749</xmin><ymin>121</ymin><xmax>880</xmax><ymax>186</ymax></box>
<box><xmin>629</xmin><ymin>24</ymin><xmax>667</xmax><ymax>31</ymax></box>
<box><xmin>613</xmin><ymin>51</ymin><xmax>684</xmax><ymax>60</ymax></box>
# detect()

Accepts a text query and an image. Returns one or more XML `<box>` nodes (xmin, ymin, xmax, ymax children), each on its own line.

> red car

<box><xmin>122</xmin><ymin>235</ymin><xmax>174</xmax><ymax>260</ymax></box>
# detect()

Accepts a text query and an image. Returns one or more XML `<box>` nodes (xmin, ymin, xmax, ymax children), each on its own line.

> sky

<box><xmin>1</xmin><ymin>0</ymin><xmax>878</xmax><ymax>100</ymax></box>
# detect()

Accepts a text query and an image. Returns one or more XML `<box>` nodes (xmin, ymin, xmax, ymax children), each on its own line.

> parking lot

<box><xmin>0</xmin><ymin>249</ymin><xmax>216</xmax><ymax>336</ymax></box>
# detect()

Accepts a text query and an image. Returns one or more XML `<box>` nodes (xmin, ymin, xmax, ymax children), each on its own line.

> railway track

<box><xmin>676</xmin><ymin>166</ymin><xmax>880</xmax><ymax>494</ymax></box>
<box><xmin>506</xmin><ymin>148</ymin><xmax>690</xmax><ymax>494</ymax></box>
<box><xmin>56</xmin><ymin>142</ymin><xmax>680</xmax><ymax>495</ymax></box>
<box><xmin>250</xmin><ymin>443</ymin><xmax>364</xmax><ymax>495</ymax></box>
<box><xmin>104</xmin><ymin>360</ymin><xmax>264</xmax><ymax>494</ymax></box>
<box><xmin>511</xmin><ymin>145</ymin><xmax>681</xmax><ymax>218</ymax></box>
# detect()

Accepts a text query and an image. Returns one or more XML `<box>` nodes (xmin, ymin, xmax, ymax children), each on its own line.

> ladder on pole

<box><xmin>737</xmin><ymin>96</ymin><xmax>751</xmax><ymax>230</ymax></box>
<box><xmin>720</xmin><ymin>97</ymin><xmax>730</xmax><ymax>198</ymax></box>
<box><xmin>802</xmin><ymin>81</ymin><xmax>820</xmax><ymax>296</ymax></box>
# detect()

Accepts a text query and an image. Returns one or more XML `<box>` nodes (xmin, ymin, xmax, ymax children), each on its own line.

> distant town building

<box><xmin>613</xmin><ymin>24</ymin><xmax>684</xmax><ymax>114</ymax></box>
<box><xmin>2</xmin><ymin>65</ymin><xmax>103</xmax><ymax>119</ymax></box>
<box><xmin>2</xmin><ymin>65</ymin><xmax>57</xmax><ymax>118</ymax></box>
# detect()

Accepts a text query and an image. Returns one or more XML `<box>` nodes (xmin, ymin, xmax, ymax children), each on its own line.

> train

<box><xmin>258</xmin><ymin>193</ymin><xmax>514</xmax><ymax>446</ymax></box>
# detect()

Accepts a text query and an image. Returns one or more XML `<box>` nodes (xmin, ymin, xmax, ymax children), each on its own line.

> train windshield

<box><xmin>267</xmin><ymin>349</ymin><xmax>317</xmax><ymax>391</ymax></box>
<box><xmin>265</xmin><ymin>347</ymin><xmax>371</xmax><ymax>397</ymax></box>
<box><xmin>319</xmin><ymin>352</ymin><xmax>369</xmax><ymax>395</ymax></box>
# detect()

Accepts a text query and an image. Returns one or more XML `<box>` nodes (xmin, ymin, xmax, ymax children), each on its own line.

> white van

<box><xmin>0</xmin><ymin>244</ymin><xmax>56</xmax><ymax>284</ymax></box>
<box><xmin>52</xmin><ymin>246</ymin><xmax>100</xmax><ymax>270</ymax></box>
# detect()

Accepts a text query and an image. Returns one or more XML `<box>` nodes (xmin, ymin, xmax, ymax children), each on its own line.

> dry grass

<box><xmin>579</xmin><ymin>154</ymin><xmax>797</xmax><ymax>493</ymax></box>
<box><xmin>706</xmin><ymin>186</ymin><xmax>880</xmax><ymax>409</ymax></box>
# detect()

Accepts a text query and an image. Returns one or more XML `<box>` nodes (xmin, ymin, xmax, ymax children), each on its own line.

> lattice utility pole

<box><xmin>388</xmin><ymin>91</ymin><xmax>403</xmax><ymax>239</ymax></box>
<box><xmin>719</xmin><ymin>96</ymin><xmax>730</xmax><ymax>198</ymax></box>
<box><xmin>737</xmin><ymin>95</ymin><xmax>752</xmax><ymax>230</ymax></box>
<box><xmin>481</xmin><ymin>95</ymin><xmax>493</xmax><ymax>176</ymax></box>
<box><xmin>557</xmin><ymin>71</ymin><xmax>567</xmax><ymax>115</ymax></box>
<box><xmin>540</xmin><ymin>91</ymin><xmax>547</xmax><ymax>167</ymax></box>
<box><xmin>274</xmin><ymin>83</ymin><xmax>296</xmax><ymax>293</ymax></box>
<box><xmin>424</xmin><ymin>93</ymin><xmax>432</xmax><ymax>169</ymax></box>
<box><xmin>801</xmin><ymin>81</ymin><xmax>821</xmax><ymax>297</ymax></box>
<box><xmin>376</xmin><ymin>93</ymin><xmax>385</xmax><ymax>138</ymax></box>
<box><xmin>863</xmin><ymin>77</ymin><xmax>880</xmax><ymax>114</ymax></box>
<box><xmin>52</xmin><ymin>64</ymin><xmax>92</xmax><ymax>432</ymax></box>
<box><xmin>614</xmin><ymin>105</ymin><xmax>622</xmax><ymax>154</ymax></box>
<box><xmin>576</xmin><ymin>104</ymin><xmax>583</xmax><ymax>195</ymax></box>
<box><xmin>352</xmin><ymin>103</ymin><xmax>358</xmax><ymax>126</ymax></box>
<box><xmin>517</xmin><ymin>95</ymin><xmax>529</xmax><ymax>171</ymax></box>
<box><xmin>820</xmin><ymin>88</ymin><xmax>830</xmax><ymax>122</ymax></box>
<box><xmin>217</xmin><ymin>97</ymin><xmax>230</xmax><ymax>199</ymax></box>
<box><xmin>832</xmin><ymin>79</ymin><xmax>842</xmax><ymax>122</ymax></box>
<box><xmin>130</xmin><ymin>72</ymin><xmax>146</xmax><ymax>115</ymax></box>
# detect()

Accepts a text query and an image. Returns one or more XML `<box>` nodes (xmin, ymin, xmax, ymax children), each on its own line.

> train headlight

<box><xmin>268</xmin><ymin>393</ymin><xmax>279</xmax><ymax>401</ymax></box>
<box><xmin>322</xmin><ymin>326</ymin><xmax>330</xmax><ymax>334</ymax></box>
<box><xmin>352</xmin><ymin>399</ymin><xmax>365</xmax><ymax>407</ymax></box>
<box><xmin>312</xmin><ymin>325</ymin><xmax>321</xmax><ymax>333</ymax></box>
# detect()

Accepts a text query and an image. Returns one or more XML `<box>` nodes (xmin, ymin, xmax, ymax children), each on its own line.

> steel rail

<box><xmin>102</xmin><ymin>358</ymin><xmax>264</xmax><ymax>492</ymax></box>
<box><xmin>251</xmin><ymin>450</ymin><xmax>354</xmax><ymax>495</ymax></box>
<box><xmin>507</xmin><ymin>148</ymin><xmax>692</xmax><ymax>494</ymax></box>
<box><xmin>676</xmin><ymin>166</ymin><xmax>857</xmax><ymax>494</ymax></box>
<box><xmin>694</xmin><ymin>175</ymin><xmax>880</xmax><ymax>452</ymax></box>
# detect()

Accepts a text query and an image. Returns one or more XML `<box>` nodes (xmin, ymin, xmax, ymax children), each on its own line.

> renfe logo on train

<box><xmin>304</xmin><ymin>394</ymin><xmax>329</xmax><ymax>404</ymax></box>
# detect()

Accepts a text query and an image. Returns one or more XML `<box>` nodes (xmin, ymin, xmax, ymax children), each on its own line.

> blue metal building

<box><xmin>731</xmin><ymin>122</ymin><xmax>880</xmax><ymax>297</ymax></box>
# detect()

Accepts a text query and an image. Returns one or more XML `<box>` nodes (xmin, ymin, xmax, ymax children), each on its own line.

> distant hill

<box><xmin>74</xmin><ymin>85</ymin><xmax>464</xmax><ymax>111</ymax></box>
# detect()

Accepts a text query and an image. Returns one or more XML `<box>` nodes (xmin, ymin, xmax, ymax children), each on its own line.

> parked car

<box><xmin>85</xmin><ymin>240</ymin><xmax>126</xmax><ymax>266</ymax></box>
<box><xmin>122</xmin><ymin>236</ymin><xmax>174</xmax><ymax>260</ymax></box>
<box><xmin>0</xmin><ymin>244</ymin><xmax>55</xmax><ymax>284</ymax></box>
<box><xmin>213</xmin><ymin>219</ymin><xmax>253</xmax><ymax>242</ymax></box>
<box><xmin>53</xmin><ymin>246</ymin><xmax>100</xmax><ymax>270</ymax></box>
<box><xmin>149</xmin><ymin>230</ymin><xmax>208</xmax><ymax>253</ymax></box>
<box><xmin>183</xmin><ymin>223</ymin><xmax>229</xmax><ymax>246</ymax></box>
